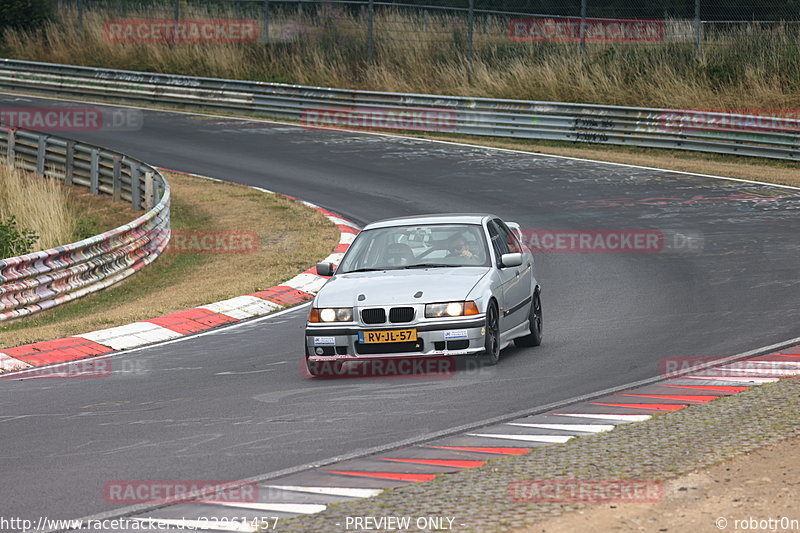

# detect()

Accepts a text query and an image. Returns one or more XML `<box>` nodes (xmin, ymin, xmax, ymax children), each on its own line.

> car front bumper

<box><xmin>305</xmin><ymin>316</ymin><xmax>486</xmax><ymax>361</ymax></box>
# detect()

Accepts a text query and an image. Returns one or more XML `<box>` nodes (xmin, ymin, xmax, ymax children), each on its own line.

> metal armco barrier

<box><xmin>0</xmin><ymin>125</ymin><xmax>170</xmax><ymax>321</ymax></box>
<box><xmin>1</xmin><ymin>58</ymin><xmax>799</xmax><ymax>160</ymax></box>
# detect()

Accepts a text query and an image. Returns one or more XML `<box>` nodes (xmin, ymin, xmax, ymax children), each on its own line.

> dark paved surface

<box><xmin>1</xmin><ymin>94</ymin><xmax>799</xmax><ymax>523</ymax></box>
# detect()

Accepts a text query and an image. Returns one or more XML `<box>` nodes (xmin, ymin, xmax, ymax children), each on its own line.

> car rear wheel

<box><xmin>515</xmin><ymin>291</ymin><xmax>543</xmax><ymax>348</ymax></box>
<box><xmin>480</xmin><ymin>301</ymin><xmax>501</xmax><ymax>365</ymax></box>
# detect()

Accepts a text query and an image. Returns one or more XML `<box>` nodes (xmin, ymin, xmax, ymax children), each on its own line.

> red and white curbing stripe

<box><xmin>0</xmin><ymin>170</ymin><xmax>359</xmax><ymax>374</ymax></box>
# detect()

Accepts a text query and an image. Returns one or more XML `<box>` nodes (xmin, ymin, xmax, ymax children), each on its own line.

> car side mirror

<box><xmin>500</xmin><ymin>253</ymin><xmax>523</xmax><ymax>268</ymax></box>
<box><xmin>316</xmin><ymin>262</ymin><xmax>334</xmax><ymax>276</ymax></box>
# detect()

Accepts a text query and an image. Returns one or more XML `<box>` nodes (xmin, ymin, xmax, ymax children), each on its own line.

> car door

<box><xmin>487</xmin><ymin>219</ymin><xmax>531</xmax><ymax>332</ymax></box>
<box><xmin>490</xmin><ymin>219</ymin><xmax>532</xmax><ymax>331</ymax></box>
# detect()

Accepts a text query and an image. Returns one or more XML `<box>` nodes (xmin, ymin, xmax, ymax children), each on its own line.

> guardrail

<box><xmin>1</xmin><ymin>58</ymin><xmax>799</xmax><ymax>161</ymax></box>
<box><xmin>0</xmin><ymin>125</ymin><xmax>170</xmax><ymax>322</ymax></box>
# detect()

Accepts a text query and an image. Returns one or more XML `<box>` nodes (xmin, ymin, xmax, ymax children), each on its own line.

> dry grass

<box><xmin>0</xmin><ymin>163</ymin><xmax>77</xmax><ymax>251</ymax></box>
<box><xmin>5</xmin><ymin>4</ymin><xmax>800</xmax><ymax>109</ymax></box>
<box><xmin>0</xmin><ymin>171</ymin><xmax>338</xmax><ymax>348</ymax></box>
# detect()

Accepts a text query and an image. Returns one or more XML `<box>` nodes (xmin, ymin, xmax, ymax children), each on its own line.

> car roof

<box><xmin>363</xmin><ymin>213</ymin><xmax>496</xmax><ymax>230</ymax></box>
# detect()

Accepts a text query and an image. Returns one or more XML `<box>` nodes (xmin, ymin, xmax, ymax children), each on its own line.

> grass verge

<box><xmin>0</xmin><ymin>171</ymin><xmax>338</xmax><ymax>349</ymax></box>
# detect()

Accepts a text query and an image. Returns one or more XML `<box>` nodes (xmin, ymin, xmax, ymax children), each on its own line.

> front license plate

<box><xmin>358</xmin><ymin>329</ymin><xmax>417</xmax><ymax>344</ymax></box>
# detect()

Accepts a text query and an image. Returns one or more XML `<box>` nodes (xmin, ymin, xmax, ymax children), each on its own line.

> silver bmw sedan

<box><xmin>304</xmin><ymin>214</ymin><xmax>542</xmax><ymax>375</ymax></box>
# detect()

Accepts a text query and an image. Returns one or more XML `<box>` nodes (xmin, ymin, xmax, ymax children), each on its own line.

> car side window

<box><xmin>487</xmin><ymin>220</ymin><xmax>508</xmax><ymax>264</ymax></box>
<box><xmin>497</xmin><ymin>221</ymin><xmax>522</xmax><ymax>253</ymax></box>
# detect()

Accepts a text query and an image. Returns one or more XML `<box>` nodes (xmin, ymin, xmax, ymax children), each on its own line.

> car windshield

<box><xmin>338</xmin><ymin>223</ymin><xmax>490</xmax><ymax>273</ymax></box>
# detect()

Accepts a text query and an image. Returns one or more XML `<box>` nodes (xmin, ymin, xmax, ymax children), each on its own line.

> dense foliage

<box><xmin>0</xmin><ymin>0</ymin><xmax>55</xmax><ymax>31</ymax></box>
<box><xmin>0</xmin><ymin>216</ymin><xmax>39</xmax><ymax>259</ymax></box>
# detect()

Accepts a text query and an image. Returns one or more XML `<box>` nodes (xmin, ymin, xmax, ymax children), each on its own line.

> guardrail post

<box><xmin>172</xmin><ymin>0</ymin><xmax>180</xmax><ymax>47</ymax></box>
<box><xmin>77</xmin><ymin>0</ymin><xmax>84</xmax><ymax>31</ymax></box>
<box><xmin>131</xmin><ymin>163</ymin><xmax>142</xmax><ymax>210</ymax></box>
<box><xmin>155</xmin><ymin>177</ymin><xmax>164</xmax><ymax>203</ymax></box>
<box><xmin>367</xmin><ymin>0</ymin><xmax>375</xmax><ymax>64</ymax></box>
<box><xmin>90</xmin><ymin>149</ymin><xmax>99</xmax><ymax>195</ymax></box>
<box><xmin>261</xmin><ymin>0</ymin><xmax>270</xmax><ymax>44</ymax></box>
<box><xmin>467</xmin><ymin>0</ymin><xmax>474</xmax><ymax>80</ymax></box>
<box><xmin>694</xmin><ymin>0</ymin><xmax>702</xmax><ymax>56</ymax></box>
<box><xmin>580</xmin><ymin>0</ymin><xmax>587</xmax><ymax>53</ymax></box>
<box><xmin>112</xmin><ymin>155</ymin><xmax>122</xmax><ymax>201</ymax></box>
<box><xmin>36</xmin><ymin>136</ymin><xmax>47</xmax><ymax>176</ymax></box>
<box><xmin>144</xmin><ymin>170</ymin><xmax>155</xmax><ymax>210</ymax></box>
<box><xmin>6</xmin><ymin>129</ymin><xmax>15</xmax><ymax>165</ymax></box>
<box><xmin>65</xmin><ymin>141</ymin><xmax>75</xmax><ymax>186</ymax></box>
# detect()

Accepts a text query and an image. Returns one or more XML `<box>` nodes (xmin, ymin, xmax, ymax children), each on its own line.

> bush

<box><xmin>74</xmin><ymin>215</ymin><xmax>100</xmax><ymax>241</ymax></box>
<box><xmin>0</xmin><ymin>0</ymin><xmax>54</xmax><ymax>32</ymax></box>
<box><xmin>0</xmin><ymin>215</ymin><xmax>39</xmax><ymax>259</ymax></box>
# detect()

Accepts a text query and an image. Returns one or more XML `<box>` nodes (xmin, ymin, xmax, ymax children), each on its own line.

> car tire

<box><xmin>480</xmin><ymin>300</ymin><xmax>501</xmax><ymax>365</ymax></box>
<box><xmin>515</xmin><ymin>290</ymin><xmax>543</xmax><ymax>348</ymax></box>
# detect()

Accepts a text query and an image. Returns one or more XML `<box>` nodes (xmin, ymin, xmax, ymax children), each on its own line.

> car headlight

<box><xmin>309</xmin><ymin>307</ymin><xmax>353</xmax><ymax>323</ymax></box>
<box><xmin>425</xmin><ymin>301</ymin><xmax>479</xmax><ymax>318</ymax></box>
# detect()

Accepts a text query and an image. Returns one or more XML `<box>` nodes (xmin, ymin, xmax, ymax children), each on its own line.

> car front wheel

<box><xmin>515</xmin><ymin>291</ymin><xmax>543</xmax><ymax>347</ymax></box>
<box><xmin>480</xmin><ymin>301</ymin><xmax>501</xmax><ymax>365</ymax></box>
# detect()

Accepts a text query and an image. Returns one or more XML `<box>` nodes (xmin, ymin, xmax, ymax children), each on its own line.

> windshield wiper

<box><xmin>343</xmin><ymin>268</ymin><xmax>391</xmax><ymax>273</ymax></box>
<box><xmin>399</xmin><ymin>263</ymin><xmax>454</xmax><ymax>269</ymax></box>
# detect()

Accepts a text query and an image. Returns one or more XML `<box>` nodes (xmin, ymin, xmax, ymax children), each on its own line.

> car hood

<box><xmin>315</xmin><ymin>267</ymin><xmax>491</xmax><ymax>307</ymax></box>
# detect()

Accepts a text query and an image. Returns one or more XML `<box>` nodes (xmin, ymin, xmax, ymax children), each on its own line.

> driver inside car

<box><xmin>448</xmin><ymin>234</ymin><xmax>476</xmax><ymax>260</ymax></box>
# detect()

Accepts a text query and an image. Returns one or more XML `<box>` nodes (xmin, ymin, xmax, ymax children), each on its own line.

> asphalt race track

<box><xmin>1</xmin><ymin>94</ymin><xmax>799</xmax><ymax>523</ymax></box>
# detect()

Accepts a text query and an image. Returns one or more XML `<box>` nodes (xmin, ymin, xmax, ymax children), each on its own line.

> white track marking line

<box><xmin>507</xmin><ymin>423</ymin><xmax>614</xmax><ymax>433</ymax></box>
<box><xmin>265</xmin><ymin>485</ymin><xmax>383</xmax><ymax>498</ymax></box>
<box><xmin>553</xmin><ymin>414</ymin><xmax>652</xmax><ymax>422</ymax></box>
<box><xmin>198</xmin><ymin>501</ymin><xmax>327</xmax><ymax>514</ymax></box>
<box><xmin>711</xmin><ymin>367</ymin><xmax>800</xmax><ymax>375</ymax></box>
<box><xmin>215</xmin><ymin>369</ymin><xmax>274</xmax><ymax>376</ymax></box>
<box><xmin>733</xmin><ymin>360</ymin><xmax>800</xmax><ymax>366</ymax></box>
<box><xmin>467</xmin><ymin>433</ymin><xmax>573</xmax><ymax>443</ymax></box>
<box><xmin>684</xmin><ymin>375</ymin><xmax>779</xmax><ymax>383</ymax></box>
